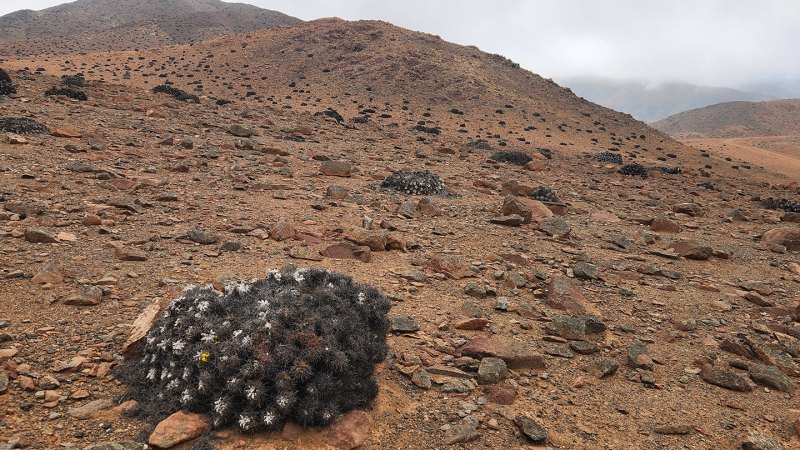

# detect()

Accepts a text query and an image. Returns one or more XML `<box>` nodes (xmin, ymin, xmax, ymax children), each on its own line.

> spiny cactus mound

<box><xmin>618</xmin><ymin>163</ymin><xmax>648</xmax><ymax>178</ymax></box>
<box><xmin>119</xmin><ymin>267</ymin><xmax>390</xmax><ymax>433</ymax></box>
<box><xmin>0</xmin><ymin>69</ymin><xmax>10</xmax><ymax>84</ymax></box>
<box><xmin>762</xmin><ymin>197</ymin><xmax>800</xmax><ymax>213</ymax></box>
<box><xmin>45</xmin><ymin>86</ymin><xmax>87</xmax><ymax>101</ymax></box>
<box><xmin>61</xmin><ymin>74</ymin><xmax>86</xmax><ymax>87</ymax></box>
<box><xmin>152</xmin><ymin>84</ymin><xmax>200</xmax><ymax>103</ymax></box>
<box><xmin>593</xmin><ymin>151</ymin><xmax>622</xmax><ymax>164</ymax></box>
<box><xmin>0</xmin><ymin>117</ymin><xmax>48</xmax><ymax>135</ymax></box>
<box><xmin>531</xmin><ymin>186</ymin><xmax>559</xmax><ymax>203</ymax></box>
<box><xmin>380</xmin><ymin>170</ymin><xmax>446</xmax><ymax>196</ymax></box>
<box><xmin>490</xmin><ymin>151</ymin><xmax>533</xmax><ymax>166</ymax></box>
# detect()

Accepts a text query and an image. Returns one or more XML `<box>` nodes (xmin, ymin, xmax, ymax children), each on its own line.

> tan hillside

<box><xmin>653</xmin><ymin>99</ymin><xmax>800</xmax><ymax>138</ymax></box>
<box><xmin>0</xmin><ymin>0</ymin><xmax>300</xmax><ymax>57</ymax></box>
<box><xmin>1</xmin><ymin>16</ymin><xmax>799</xmax><ymax>450</ymax></box>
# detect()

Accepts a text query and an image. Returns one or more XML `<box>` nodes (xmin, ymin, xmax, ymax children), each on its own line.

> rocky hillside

<box><xmin>653</xmin><ymin>99</ymin><xmax>800</xmax><ymax>138</ymax></box>
<box><xmin>0</xmin><ymin>17</ymin><xmax>799</xmax><ymax>450</ymax></box>
<box><xmin>0</xmin><ymin>0</ymin><xmax>300</xmax><ymax>57</ymax></box>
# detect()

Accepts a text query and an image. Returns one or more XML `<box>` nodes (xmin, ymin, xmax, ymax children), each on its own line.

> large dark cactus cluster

<box><xmin>120</xmin><ymin>267</ymin><xmax>391</xmax><ymax>432</ymax></box>
<box><xmin>380</xmin><ymin>170</ymin><xmax>446</xmax><ymax>195</ymax></box>
<box><xmin>0</xmin><ymin>69</ymin><xmax>16</xmax><ymax>96</ymax></box>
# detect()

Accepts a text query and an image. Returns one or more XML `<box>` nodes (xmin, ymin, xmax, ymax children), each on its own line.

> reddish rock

<box><xmin>669</xmin><ymin>240</ymin><xmax>713</xmax><ymax>260</ymax></box>
<box><xmin>82</xmin><ymin>214</ymin><xmax>103</xmax><ymax>226</ymax></box>
<box><xmin>459</xmin><ymin>337</ymin><xmax>545</xmax><ymax>370</ymax></box>
<box><xmin>672</xmin><ymin>203</ymin><xmax>704</xmax><ymax>217</ymax></box>
<box><xmin>345</xmin><ymin>229</ymin><xmax>405</xmax><ymax>252</ymax></box>
<box><xmin>322</xmin><ymin>242</ymin><xmax>372</xmax><ymax>263</ymax></box>
<box><xmin>32</xmin><ymin>264</ymin><xmax>63</xmax><ymax>285</ymax></box>
<box><xmin>324</xmin><ymin>410</ymin><xmax>373</xmax><ymax>450</ymax></box>
<box><xmin>270</xmin><ymin>221</ymin><xmax>296</xmax><ymax>241</ymax></box>
<box><xmin>113</xmin><ymin>246</ymin><xmax>148</xmax><ymax>261</ymax></box>
<box><xmin>148</xmin><ymin>411</ymin><xmax>209</xmax><ymax>449</ymax></box>
<box><xmin>122</xmin><ymin>297</ymin><xmax>170</xmax><ymax>360</ymax></box>
<box><xmin>426</xmin><ymin>254</ymin><xmax>473</xmax><ymax>279</ymax></box>
<box><xmin>546</xmin><ymin>275</ymin><xmax>586</xmax><ymax>314</ymax></box>
<box><xmin>64</xmin><ymin>285</ymin><xmax>103</xmax><ymax>306</ymax></box>
<box><xmin>320</xmin><ymin>160</ymin><xmax>354</xmax><ymax>177</ymax></box>
<box><xmin>761</xmin><ymin>227</ymin><xmax>800</xmax><ymax>251</ymax></box>
<box><xmin>500</xmin><ymin>195</ymin><xmax>553</xmax><ymax>224</ymax></box>
<box><xmin>454</xmin><ymin>317</ymin><xmax>489</xmax><ymax>330</ymax></box>
<box><xmin>650</xmin><ymin>216</ymin><xmax>680</xmax><ymax>233</ymax></box>
<box><xmin>485</xmin><ymin>383</ymin><xmax>518</xmax><ymax>405</ymax></box>
<box><xmin>109</xmin><ymin>178</ymin><xmax>140</xmax><ymax>191</ymax></box>
<box><xmin>24</xmin><ymin>227</ymin><xmax>58</xmax><ymax>243</ymax></box>
<box><xmin>50</xmin><ymin>128</ymin><xmax>82</xmax><ymax>138</ymax></box>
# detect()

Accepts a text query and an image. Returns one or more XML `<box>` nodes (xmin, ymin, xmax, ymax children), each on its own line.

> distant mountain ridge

<box><xmin>560</xmin><ymin>77</ymin><xmax>777</xmax><ymax>122</ymax></box>
<box><xmin>652</xmin><ymin>99</ymin><xmax>800</xmax><ymax>138</ymax></box>
<box><xmin>0</xmin><ymin>0</ymin><xmax>300</xmax><ymax>56</ymax></box>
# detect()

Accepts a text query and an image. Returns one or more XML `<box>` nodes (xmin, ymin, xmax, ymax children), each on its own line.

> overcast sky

<box><xmin>2</xmin><ymin>0</ymin><xmax>798</xmax><ymax>90</ymax></box>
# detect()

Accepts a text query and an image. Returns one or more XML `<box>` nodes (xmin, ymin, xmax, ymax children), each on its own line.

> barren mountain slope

<box><xmin>653</xmin><ymin>99</ymin><xmax>800</xmax><ymax>139</ymax></box>
<box><xmin>0</xmin><ymin>0</ymin><xmax>300</xmax><ymax>57</ymax></box>
<box><xmin>5</xmin><ymin>18</ymin><xmax>694</xmax><ymax>167</ymax></box>
<box><xmin>0</xmin><ymin>18</ymin><xmax>799</xmax><ymax>450</ymax></box>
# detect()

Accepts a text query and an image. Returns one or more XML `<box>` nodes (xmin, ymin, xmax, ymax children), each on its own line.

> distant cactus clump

<box><xmin>119</xmin><ymin>267</ymin><xmax>390</xmax><ymax>433</ymax></box>
<box><xmin>593</xmin><ymin>151</ymin><xmax>622</xmax><ymax>164</ymax></box>
<box><xmin>762</xmin><ymin>197</ymin><xmax>800</xmax><ymax>213</ymax></box>
<box><xmin>381</xmin><ymin>170</ymin><xmax>446</xmax><ymax>196</ymax></box>
<box><xmin>491</xmin><ymin>151</ymin><xmax>533</xmax><ymax>166</ymax></box>
<box><xmin>0</xmin><ymin>117</ymin><xmax>48</xmax><ymax>135</ymax></box>
<box><xmin>618</xmin><ymin>163</ymin><xmax>648</xmax><ymax>178</ymax></box>
<box><xmin>152</xmin><ymin>84</ymin><xmax>200</xmax><ymax>103</ymax></box>
<box><xmin>61</xmin><ymin>74</ymin><xmax>86</xmax><ymax>87</ymax></box>
<box><xmin>45</xmin><ymin>86</ymin><xmax>87</xmax><ymax>101</ymax></box>
<box><xmin>531</xmin><ymin>186</ymin><xmax>559</xmax><ymax>203</ymax></box>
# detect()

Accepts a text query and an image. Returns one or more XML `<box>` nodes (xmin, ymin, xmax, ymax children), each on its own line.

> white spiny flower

<box><xmin>245</xmin><ymin>386</ymin><xmax>257</xmax><ymax>400</ymax></box>
<box><xmin>197</xmin><ymin>300</ymin><xmax>210</xmax><ymax>312</ymax></box>
<box><xmin>181</xmin><ymin>389</ymin><xmax>192</xmax><ymax>405</ymax></box>
<box><xmin>182</xmin><ymin>368</ymin><xmax>191</xmax><ymax>380</ymax></box>
<box><xmin>232</xmin><ymin>330</ymin><xmax>243</xmax><ymax>339</ymax></box>
<box><xmin>357</xmin><ymin>292</ymin><xmax>366</xmax><ymax>305</ymax></box>
<box><xmin>201</xmin><ymin>330</ymin><xmax>216</xmax><ymax>343</ymax></box>
<box><xmin>238</xmin><ymin>415</ymin><xmax>253</xmax><ymax>431</ymax></box>
<box><xmin>198</xmin><ymin>379</ymin><xmax>206</xmax><ymax>392</ymax></box>
<box><xmin>257</xmin><ymin>299</ymin><xmax>270</xmax><ymax>309</ymax></box>
<box><xmin>263</xmin><ymin>412</ymin><xmax>276</xmax><ymax>426</ymax></box>
<box><xmin>268</xmin><ymin>269</ymin><xmax>281</xmax><ymax>281</ymax></box>
<box><xmin>213</xmin><ymin>397</ymin><xmax>228</xmax><ymax>415</ymax></box>
<box><xmin>166</xmin><ymin>379</ymin><xmax>179</xmax><ymax>390</ymax></box>
<box><xmin>293</xmin><ymin>270</ymin><xmax>305</xmax><ymax>282</ymax></box>
<box><xmin>160</xmin><ymin>370</ymin><xmax>168</xmax><ymax>380</ymax></box>
<box><xmin>241</xmin><ymin>336</ymin><xmax>253</xmax><ymax>347</ymax></box>
<box><xmin>146</xmin><ymin>368</ymin><xmax>157</xmax><ymax>380</ymax></box>
<box><xmin>172</xmin><ymin>340</ymin><xmax>185</xmax><ymax>354</ymax></box>
<box><xmin>183</xmin><ymin>284</ymin><xmax>197</xmax><ymax>292</ymax></box>
<box><xmin>236</xmin><ymin>283</ymin><xmax>251</xmax><ymax>295</ymax></box>
<box><xmin>276</xmin><ymin>395</ymin><xmax>290</xmax><ymax>408</ymax></box>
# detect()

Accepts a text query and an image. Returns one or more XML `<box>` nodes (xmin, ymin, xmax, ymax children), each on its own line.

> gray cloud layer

<box><xmin>2</xmin><ymin>0</ymin><xmax>798</xmax><ymax>89</ymax></box>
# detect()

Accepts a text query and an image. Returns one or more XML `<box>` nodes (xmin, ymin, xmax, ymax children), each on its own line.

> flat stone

<box><xmin>546</xmin><ymin>275</ymin><xmax>586</xmax><ymax>314</ymax></box>
<box><xmin>68</xmin><ymin>398</ymin><xmax>114</xmax><ymax>419</ymax></box>
<box><xmin>500</xmin><ymin>195</ymin><xmax>552</xmax><ymax>224</ymax></box>
<box><xmin>650</xmin><ymin>216</ymin><xmax>681</xmax><ymax>232</ymax></box>
<box><xmin>64</xmin><ymin>285</ymin><xmax>104</xmax><ymax>306</ymax></box>
<box><xmin>445</xmin><ymin>422</ymin><xmax>480</xmax><ymax>445</ymax></box>
<box><xmin>590</xmin><ymin>358</ymin><xmax>620</xmax><ymax>378</ymax></box>
<box><xmin>454</xmin><ymin>317</ymin><xmax>489</xmax><ymax>330</ymax></box>
<box><xmin>672</xmin><ymin>203</ymin><xmax>704</xmax><ymax>217</ymax></box>
<box><xmin>390</xmin><ymin>316</ymin><xmax>420</xmax><ymax>333</ymax></box>
<box><xmin>228</xmin><ymin>124</ymin><xmax>254</xmax><ymax>137</ymax></box>
<box><xmin>538</xmin><ymin>216</ymin><xmax>571</xmax><ymax>238</ymax></box>
<box><xmin>485</xmin><ymin>383</ymin><xmax>517</xmax><ymax>405</ymax></box>
<box><xmin>82</xmin><ymin>442</ymin><xmax>141</xmax><ymax>450</ymax></box>
<box><xmin>700</xmin><ymin>365</ymin><xmax>752</xmax><ymax>392</ymax></box>
<box><xmin>411</xmin><ymin>369</ymin><xmax>432</xmax><ymax>390</ymax></box>
<box><xmin>654</xmin><ymin>424</ymin><xmax>693</xmax><ymax>435</ymax></box>
<box><xmin>322</xmin><ymin>242</ymin><xmax>371</xmax><ymax>263</ymax></box>
<box><xmin>761</xmin><ymin>227</ymin><xmax>800</xmax><ymax>251</ymax></box>
<box><xmin>187</xmin><ymin>228</ymin><xmax>218</xmax><ymax>245</ymax></box>
<box><xmin>669</xmin><ymin>240</ymin><xmax>713</xmax><ymax>260</ymax></box>
<box><xmin>460</xmin><ymin>337</ymin><xmax>545</xmax><ymax>370</ymax></box>
<box><xmin>320</xmin><ymin>160</ymin><xmax>354</xmax><ymax>177</ymax></box>
<box><xmin>24</xmin><ymin>227</ymin><xmax>58</xmax><ymax>243</ymax></box>
<box><xmin>490</xmin><ymin>214</ymin><xmax>524</xmax><ymax>226</ymax></box>
<box><xmin>749</xmin><ymin>363</ymin><xmax>793</xmax><ymax>392</ymax></box>
<box><xmin>324</xmin><ymin>410</ymin><xmax>373</xmax><ymax>450</ymax></box>
<box><xmin>514</xmin><ymin>415</ymin><xmax>547</xmax><ymax>443</ymax></box>
<box><xmin>742</xmin><ymin>433</ymin><xmax>785</xmax><ymax>450</ymax></box>
<box><xmin>573</xmin><ymin>262</ymin><xmax>598</xmax><ymax>280</ymax></box>
<box><xmin>148</xmin><ymin>411</ymin><xmax>209</xmax><ymax>448</ymax></box>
